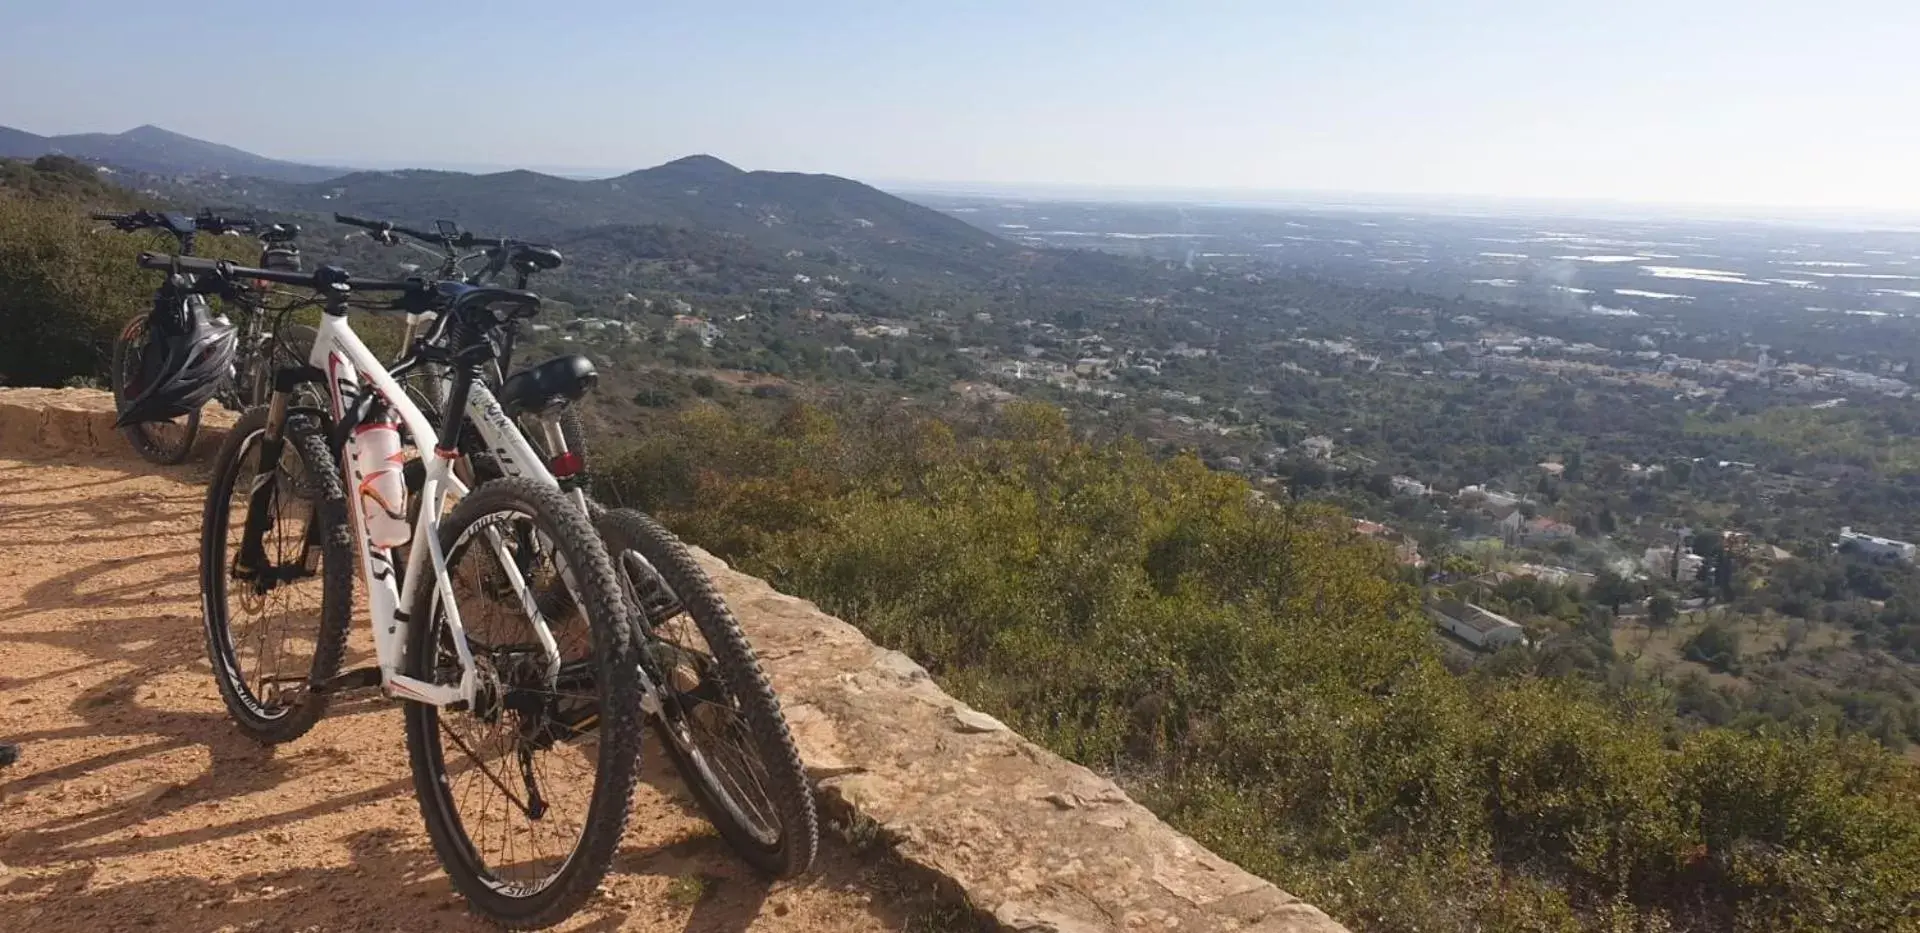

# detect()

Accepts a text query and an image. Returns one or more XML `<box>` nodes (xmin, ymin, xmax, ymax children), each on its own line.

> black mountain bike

<box><xmin>332</xmin><ymin>214</ymin><xmax>592</xmax><ymax>472</ymax></box>
<box><xmin>353</xmin><ymin>216</ymin><xmax>819</xmax><ymax>878</ymax></box>
<box><xmin>100</xmin><ymin>209</ymin><xmax>308</xmax><ymax>464</ymax></box>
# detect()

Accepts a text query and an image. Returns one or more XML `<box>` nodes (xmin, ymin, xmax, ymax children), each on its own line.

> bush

<box><xmin>1684</xmin><ymin>621</ymin><xmax>1744</xmax><ymax>674</ymax></box>
<box><xmin>595</xmin><ymin>401</ymin><xmax>1920</xmax><ymax>933</ymax></box>
<box><xmin>0</xmin><ymin>160</ymin><xmax>258</xmax><ymax>387</ymax></box>
<box><xmin>0</xmin><ymin>191</ymin><xmax>153</xmax><ymax>386</ymax></box>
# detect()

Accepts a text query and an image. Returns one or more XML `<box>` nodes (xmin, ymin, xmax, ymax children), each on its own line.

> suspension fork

<box><xmin>233</xmin><ymin>374</ymin><xmax>298</xmax><ymax>582</ymax></box>
<box><xmin>235</xmin><ymin>365</ymin><xmax>333</xmax><ymax>583</ymax></box>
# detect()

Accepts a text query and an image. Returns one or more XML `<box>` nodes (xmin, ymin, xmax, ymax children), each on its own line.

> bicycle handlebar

<box><xmin>335</xmin><ymin>213</ymin><xmax>440</xmax><ymax>244</ymax></box>
<box><xmin>332</xmin><ymin>213</ymin><xmax>520</xmax><ymax>250</ymax></box>
<box><xmin>136</xmin><ymin>251</ymin><xmax>420</xmax><ymax>293</ymax></box>
<box><xmin>95</xmin><ymin>210</ymin><xmax>259</xmax><ymax>235</ymax></box>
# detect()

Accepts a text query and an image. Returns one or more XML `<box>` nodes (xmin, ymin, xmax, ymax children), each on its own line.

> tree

<box><xmin>1287</xmin><ymin>460</ymin><xmax>1329</xmax><ymax>493</ymax></box>
<box><xmin>1649</xmin><ymin>593</ymin><xmax>1678</xmax><ymax>627</ymax></box>
<box><xmin>1683</xmin><ymin>620</ymin><xmax>1743</xmax><ymax>673</ymax></box>
<box><xmin>1591</xmin><ymin>570</ymin><xmax>1638</xmax><ymax>614</ymax></box>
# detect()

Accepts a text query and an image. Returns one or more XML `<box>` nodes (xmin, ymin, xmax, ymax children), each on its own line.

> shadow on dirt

<box><xmin>0</xmin><ymin>461</ymin><xmax>952</xmax><ymax>933</ymax></box>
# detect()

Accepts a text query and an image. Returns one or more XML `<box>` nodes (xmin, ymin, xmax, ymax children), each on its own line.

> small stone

<box><xmin>872</xmin><ymin>650</ymin><xmax>929</xmax><ymax>683</ymax></box>
<box><xmin>1041</xmin><ymin>791</ymin><xmax>1082</xmax><ymax>810</ymax></box>
<box><xmin>951</xmin><ymin>707</ymin><xmax>1008</xmax><ymax>734</ymax></box>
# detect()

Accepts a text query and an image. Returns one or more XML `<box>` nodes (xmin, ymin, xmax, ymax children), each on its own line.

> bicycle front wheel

<box><xmin>199</xmin><ymin>406</ymin><xmax>352</xmax><ymax>743</ymax></box>
<box><xmin>404</xmin><ymin>477</ymin><xmax>644</xmax><ymax>929</ymax></box>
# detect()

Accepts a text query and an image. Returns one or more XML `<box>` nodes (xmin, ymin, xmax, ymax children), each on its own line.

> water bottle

<box><xmin>348</xmin><ymin>417</ymin><xmax>412</xmax><ymax>548</ymax></box>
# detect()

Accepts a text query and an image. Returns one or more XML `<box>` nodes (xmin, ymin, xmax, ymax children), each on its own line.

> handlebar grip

<box><xmin>91</xmin><ymin>212</ymin><xmax>130</xmax><ymax>222</ymax></box>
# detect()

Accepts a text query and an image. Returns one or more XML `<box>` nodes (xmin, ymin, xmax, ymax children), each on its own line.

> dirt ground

<box><xmin>0</xmin><ymin>456</ymin><xmax>957</xmax><ymax>932</ymax></box>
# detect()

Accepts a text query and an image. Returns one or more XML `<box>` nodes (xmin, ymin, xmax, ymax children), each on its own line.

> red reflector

<box><xmin>550</xmin><ymin>450</ymin><xmax>583</xmax><ymax>478</ymax></box>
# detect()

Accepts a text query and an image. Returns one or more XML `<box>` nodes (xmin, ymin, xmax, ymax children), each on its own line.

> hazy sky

<box><xmin>4</xmin><ymin>0</ymin><xmax>1918</xmax><ymax>211</ymax></box>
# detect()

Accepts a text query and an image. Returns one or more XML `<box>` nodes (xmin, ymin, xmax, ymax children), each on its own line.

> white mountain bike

<box><xmin>156</xmin><ymin>251</ymin><xmax>645</xmax><ymax>929</ymax></box>
<box><xmin>389</xmin><ymin>291</ymin><xmax>820</xmax><ymax>880</ymax></box>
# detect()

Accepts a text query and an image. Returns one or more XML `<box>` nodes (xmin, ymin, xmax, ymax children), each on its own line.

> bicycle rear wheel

<box><xmin>110</xmin><ymin>312</ymin><xmax>200</xmax><ymax>464</ymax></box>
<box><xmin>404</xmin><ymin>477</ymin><xmax>644</xmax><ymax>929</ymax></box>
<box><xmin>596</xmin><ymin>506</ymin><xmax>818</xmax><ymax>877</ymax></box>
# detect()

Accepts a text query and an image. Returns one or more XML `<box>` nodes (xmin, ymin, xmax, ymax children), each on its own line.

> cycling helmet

<box><xmin>114</xmin><ymin>291</ymin><xmax>238</xmax><ymax>428</ymax></box>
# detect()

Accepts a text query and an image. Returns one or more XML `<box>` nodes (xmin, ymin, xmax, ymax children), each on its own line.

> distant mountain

<box><xmin>3</xmin><ymin>122</ymin><xmax>1014</xmax><ymax>282</ymax></box>
<box><xmin>0</xmin><ymin>125</ymin><xmax>46</xmax><ymax>156</ymax></box>
<box><xmin>143</xmin><ymin>154</ymin><xmax>1012</xmax><ymax>283</ymax></box>
<box><xmin>0</xmin><ymin>124</ymin><xmax>343</xmax><ymax>183</ymax></box>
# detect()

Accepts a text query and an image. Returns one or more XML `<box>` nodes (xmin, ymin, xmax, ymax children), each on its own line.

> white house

<box><xmin>1839</xmin><ymin>527</ymin><xmax>1916</xmax><ymax>563</ymax></box>
<box><xmin>1301</xmin><ymin>436</ymin><xmax>1335</xmax><ymax>460</ymax></box>
<box><xmin>1429</xmin><ymin>600</ymin><xmax>1528</xmax><ymax>651</ymax></box>
<box><xmin>1642</xmin><ymin>546</ymin><xmax>1705</xmax><ymax>580</ymax></box>
<box><xmin>1073</xmin><ymin>357</ymin><xmax>1114</xmax><ymax>379</ymax></box>
<box><xmin>669</xmin><ymin>315</ymin><xmax>722</xmax><ymax>348</ymax></box>
<box><xmin>1460</xmin><ymin>485</ymin><xmax>1522</xmax><ymax>510</ymax></box>
<box><xmin>1390</xmin><ymin>475</ymin><xmax>1431</xmax><ymax>497</ymax></box>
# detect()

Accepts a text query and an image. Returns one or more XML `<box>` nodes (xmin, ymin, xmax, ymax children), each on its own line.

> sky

<box><xmin>4</xmin><ymin>0</ymin><xmax>1919</xmax><ymax>213</ymax></box>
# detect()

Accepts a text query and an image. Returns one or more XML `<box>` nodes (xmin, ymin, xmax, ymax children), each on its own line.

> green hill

<box><xmin>134</xmin><ymin>153</ymin><xmax>1008</xmax><ymax>284</ymax></box>
<box><xmin>0</xmin><ymin>124</ymin><xmax>343</xmax><ymax>183</ymax></box>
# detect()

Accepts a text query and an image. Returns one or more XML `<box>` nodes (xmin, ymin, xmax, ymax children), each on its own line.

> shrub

<box><xmin>595</xmin><ymin>401</ymin><xmax>1920</xmax><ymax>932</ymax></box>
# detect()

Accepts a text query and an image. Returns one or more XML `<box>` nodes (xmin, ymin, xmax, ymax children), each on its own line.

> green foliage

<box><xmin>0</xmin><ymin>165</ymin><xmax>151</xmax><ymax>385</ymax></box>
<box><xmin>1689</xmin><ymin>406</ymin><xmax>1920</xmax><ymax>475</ymax></box>
<box><xmin>0</xmin><ymin>158</ymin><xmax>259</xmax><ymax>387</ymax></box>
<box><xmin>1590</xmin><ymin>570</ymin><xmax>1639</xmax><ymax>614</ymax></box>
<box><xmin>595</xmin><ymin>401</ymin><xmax>1920</xmax><ymax>933</ymax></box>
<box><xmin>1684</xmin><ymin>621</ymin><xmax>1744</xmax><ymax>674</ymax></box>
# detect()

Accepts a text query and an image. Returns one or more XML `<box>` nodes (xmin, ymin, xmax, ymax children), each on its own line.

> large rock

<box><xmin>0</xmin><ymin>388</ymin><xmax>233</xmax><ymax>461</ymax></box>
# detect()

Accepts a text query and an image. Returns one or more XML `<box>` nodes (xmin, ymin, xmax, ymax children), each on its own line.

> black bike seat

<box><xmin>436</xmin><ymin>281</ymin><xmax>541</xmax><ymax>320</ymax></box>
<box><xmin>160</xmin><ymin>212</ymin><xmax>198</xmax><ymax>236</ymax></box>
<box><xmin>498</xmin><ymin>355</ymin><xmax>598</xmax><ymax>417</ymax></box>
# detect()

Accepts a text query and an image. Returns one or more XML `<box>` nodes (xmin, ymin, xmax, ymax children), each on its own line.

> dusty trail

<box><xmin>0</xmin><ymin>456</ymin><xmax>949</xmax><ymax>932</ymax></box>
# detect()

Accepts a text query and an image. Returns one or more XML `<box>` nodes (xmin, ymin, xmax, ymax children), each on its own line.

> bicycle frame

<box><xmin>292</xmin><ymin>309</ymin><xmax>567</xmax><ymax>707</ymax></box>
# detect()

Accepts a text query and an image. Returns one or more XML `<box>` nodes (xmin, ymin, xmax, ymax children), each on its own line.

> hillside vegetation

<box><xmin>0</xmin><ymin>157</ymin><xmax>261</xmax><ymax>387</ymax></box>
<box><xmin>593</xmin><ymin>399</ymin><xmax>1920</xmax><ymax>933</ymax></box>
